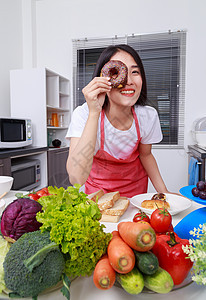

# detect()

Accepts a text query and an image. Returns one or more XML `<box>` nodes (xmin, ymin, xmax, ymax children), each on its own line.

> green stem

<box><xmin>24</xmin><ymin>242</ymin><xmax>59</xmax><ymax>272</ymax></box>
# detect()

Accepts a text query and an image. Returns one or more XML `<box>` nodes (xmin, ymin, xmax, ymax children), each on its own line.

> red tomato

<box><xmin>156</xmin><ymin>223</ymin><xmax>174</xmax><ymax>236</ymax></box>
<box><xmin>150</xmin><ymin>208</ymin><xmax>172</xmax><ymax>233</ymax></box>
<box><xmin>28</xmin><ymin>193</ymin><xmax>40</xmax><ymax>201</ymax></box>
<box><xmin>40</xmin><ymin>187</ymin><xmax>49</xmax><ymax>194</ymax></box>
<box><xmin>133</xmin><ymin>211</ymin><xmax>150</xmax><ymax>223</ymax></box>
<box><xmin>36</xmin><ymin>187</ymin><xmax>49</xmax><ymax>197</ymax></box>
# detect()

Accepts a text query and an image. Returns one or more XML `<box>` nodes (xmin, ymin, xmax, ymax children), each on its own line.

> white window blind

<box><xmin>72</xmin><ymin>31</ymin><xmax>186</xmax><ymax>148</ymax></box>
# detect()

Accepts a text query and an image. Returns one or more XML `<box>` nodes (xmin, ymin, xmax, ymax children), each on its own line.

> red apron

<box><xmin>85</xmin><ymin>107</ymin><xmax>148</xmax><ymax>197</ymax></box>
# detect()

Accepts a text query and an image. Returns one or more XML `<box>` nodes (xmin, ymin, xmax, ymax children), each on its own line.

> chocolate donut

<box><xmin>151</xmin><ymin>193</ymin><xmax>166</xmax><ymax>201</ymax></box>
<box><xmin>100</xmin><ymin>60</ymin><xmax>128</xmax><ymax>88</ymax></box>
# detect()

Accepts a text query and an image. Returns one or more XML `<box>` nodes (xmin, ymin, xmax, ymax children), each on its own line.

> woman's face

<box><xmin>106</xmin><ymin>50</ymin><xmax>143</xmax><ymax>108</ymax></box>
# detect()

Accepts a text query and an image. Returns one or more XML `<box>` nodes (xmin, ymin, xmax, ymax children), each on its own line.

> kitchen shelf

<box><xmin>47</xmin><ymin>105</ymin><xmax>69</xmax><ymax>112</ymax></box>
<box><xmin>10</xmin><ymin>67</ymin><xmax>71</xmax><ymax>188</ymax></box>
<box><xmin>47</xmin><ymin>126</ymin><xmax>68</xmax><ymax>130</ymax></box>
<box><xmin>59</xmin><ymin>92</ymin><xmax>69</xmax><ymax>97</ymax></box>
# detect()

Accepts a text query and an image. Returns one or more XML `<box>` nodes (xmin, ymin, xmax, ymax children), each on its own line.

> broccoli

<box><xmin>3</xmin><ymin>230</ymin><xmax>65</xmax><ymax>298</ymax></box>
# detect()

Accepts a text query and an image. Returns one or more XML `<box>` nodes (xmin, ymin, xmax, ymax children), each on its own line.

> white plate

<box><xmin>130</xmin><ymin>193</ymin><xmax>192</xmax><ymax>215</ymax></box>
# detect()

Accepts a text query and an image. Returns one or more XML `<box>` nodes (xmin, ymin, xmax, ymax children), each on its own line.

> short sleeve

<box><xmin>136</xmin><ymin>106</ymin><xmax>163</xmax><ymax>144</ymax></box>
<box><xmin>65</xmin><ymin>103</ymin><xmax>89</xmax><ymax>142</ymax></box>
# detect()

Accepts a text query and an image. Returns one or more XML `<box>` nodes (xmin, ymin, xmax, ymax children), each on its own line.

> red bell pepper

<box><xmin>152</xmin><ymin>232</ymin><xmax>193</xmax><ymax>285</ymax></box>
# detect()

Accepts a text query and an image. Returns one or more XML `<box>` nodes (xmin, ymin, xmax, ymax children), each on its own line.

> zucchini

<box><xmin>116</xmin><ymin>267</ymin><xmax>144</xmax><ymax>295</ymax></box>
<box><xmin>134</xmin><ymin>250</ymin><xmax>159</xmax><ymax>275</ymax></box>
<box><xmin>144</xmin><ymin>267</ymin><xmax>174</xmax><ymax>293</ymax></box>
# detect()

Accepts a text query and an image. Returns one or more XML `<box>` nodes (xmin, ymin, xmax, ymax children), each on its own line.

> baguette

<box><xmin>97</xmin><ymin>191</ymin><xmax>120</xmax><ymax>210</ymax></box>
<box><xmin>101</xmin><ymin>197</ymin><xmax>129</xmax><ymax>216</ymax></box>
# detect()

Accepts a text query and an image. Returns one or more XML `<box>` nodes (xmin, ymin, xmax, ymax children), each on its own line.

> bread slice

<box><xmin>101</xmin><ymin>197</ymin><xmax>129</xmax><ymax>216</ymax></box>
<box><xmin>100</xmin><ymin>214</ymin><xmax>120</xmax><ymax>223</ymax></box>
<box><xmin>141</xmin><ymin>199</ymin><xmax>170</xmax><ymax>210</ymax></box>
<box><xmin>87</xmin><ymin>189</ymin><xmax>104</xmax><ymax>202</ymax></box>
<box><xmin>97</xmin><ymin>191</ymin><xmax>120</xmax><ymax>210</ymax></box>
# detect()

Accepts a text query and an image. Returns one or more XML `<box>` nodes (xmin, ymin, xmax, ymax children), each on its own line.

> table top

<box><xmin>1</xmin><ymin>191</ymin><xmax>206</xmax><ymax>300</ymax></box>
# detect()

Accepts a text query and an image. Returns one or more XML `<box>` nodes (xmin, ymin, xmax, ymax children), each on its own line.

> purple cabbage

<box><xmin>0</xmin><ymin>198</ymin><xmax>42</xmax><ymax>242</ymax></box>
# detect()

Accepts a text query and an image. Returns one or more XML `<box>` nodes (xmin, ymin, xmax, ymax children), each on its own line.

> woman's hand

<box><xmin>82</xmin><ymin>77</ymin><xmax>111</xmax><ymax>113</ymax></box>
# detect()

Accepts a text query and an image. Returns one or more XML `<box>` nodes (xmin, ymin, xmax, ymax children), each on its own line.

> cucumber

<box><xmin>144</xmin><ymin>267</ymin><xmax>174</xmax><ymax>293</ymax></box>
<box><xmin>116</xmin><ymin>267</ymin><xmax>144</xmax><ymax>295</ymax></box>
<box><xmin>134</xmin><ymin>250</ymin><xmax>159</xmax><ymax>275</ymax></box>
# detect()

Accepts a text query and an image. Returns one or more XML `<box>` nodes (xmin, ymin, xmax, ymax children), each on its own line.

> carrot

<box><xmin>118</xmin><ymin>221</ymin><xmax>156</xmax><ymax>252</ymax></box>
<box><xmin>93</xmin><ymin>254</ymin><xmax>116</xmax><ymax>290</ymax></box>
<box><xmin>107</xmin><ymin>234</ymin><xmax>135</xmax><ymax>274</ymax></box>
<box><xmin>111</xmin><ymin>230</ymin><xmax>120</xmax><ymax>238</ymax></box>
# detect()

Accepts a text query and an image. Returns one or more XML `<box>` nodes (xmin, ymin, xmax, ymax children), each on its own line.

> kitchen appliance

<box><xmin>11</xmin><ymin>158</ymin><xmax>41</xmax><ymax>191</ymax></box>
<box><xmin>188</xmin><ymin>145</ymin><xmax>206</xmax><ymax>182</ymax></box>
<box><xmin>0</xmin><ymin>118</ymin><xmax>32</xmax><ymax>149</ymax></box>
<box><xmin>191</xmin><ymin>117</ymin><xmax>206</xmax><ymax>147</ymax></box>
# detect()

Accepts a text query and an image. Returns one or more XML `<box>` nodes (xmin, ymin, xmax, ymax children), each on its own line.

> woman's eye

<box><xmin>132</xmin><ymin>70</ymin><xmax>140</xmax><ymax>75</ymax></box>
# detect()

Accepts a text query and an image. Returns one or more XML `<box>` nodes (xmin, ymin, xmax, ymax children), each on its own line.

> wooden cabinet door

<box><xmin>0</xmin><ymin>158</ymin><xmax>11</xmax><ymax>176</ymax></box>
<box><xmin>47</xmin><ymin>148</ymin><xmax>71</xmax><ymax>189</ymax></box>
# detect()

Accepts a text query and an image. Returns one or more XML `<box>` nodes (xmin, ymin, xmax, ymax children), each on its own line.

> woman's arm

<box><xmin>66</xmin><ymin>112</ymin><xmax>99</xmax><ymax>185</ymax></box>
<box><xmin>66</xmin><ymin>77</ymin><xmax>111</xmax><ymax>185</ymax></box>
<box><xmin>138</xmin><ymin>143</ymin><xmax>169</xmax><ymax>193</ymax></box>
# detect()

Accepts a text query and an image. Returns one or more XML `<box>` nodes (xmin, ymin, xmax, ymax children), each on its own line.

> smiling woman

<box><xmin>73</xmin><ymin>31</ymin><xmax>186</xmax><ymax>147</ymax></box>
<box><xmin>66</xmin><ymin>44</ymin><xmax>170</xmax><ymax>197</ymax></box>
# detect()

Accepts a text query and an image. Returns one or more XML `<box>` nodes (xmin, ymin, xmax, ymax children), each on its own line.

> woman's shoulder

<box><xmin>135</xmin><ymin>105</ymin><xmax>158</xmax><ymax>119</ymax></box>
<box><xmin>72</xmin><ymin>102</ymin><xmax>89</xmax><ymax>120</ymax></box>
<box><xmin>73</xmin><ymin>102</ymin><xmax>89</xmax><ymax>114</ymax></box>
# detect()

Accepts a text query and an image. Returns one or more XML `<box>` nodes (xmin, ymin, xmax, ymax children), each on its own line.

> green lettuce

<box><xmin>0</xmin><ymin>236</ymin><xmax>11</xmax><ymax>293</ymax></box>
<box><xmin>36</xmin><ymin>185</ymin><xmax>112</xmax><ymax>277</ymax></box>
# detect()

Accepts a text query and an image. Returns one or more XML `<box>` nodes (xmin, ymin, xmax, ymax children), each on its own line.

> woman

<box><xmin>66</xmin><ymin>44</ymin><xmax>169</xmax><ymax>197</ymax></box>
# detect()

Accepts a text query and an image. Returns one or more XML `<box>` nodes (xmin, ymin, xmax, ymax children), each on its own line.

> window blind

<box><xmin>72</xmin><ymin>31</ymin><xmax>186</xmax><ymax>148</ymax></box>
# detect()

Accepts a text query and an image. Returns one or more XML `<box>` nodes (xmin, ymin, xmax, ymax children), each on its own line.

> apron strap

<box><xmin>100</xmin><ymin>110</ymin><xmax>105</xmax><ymax>150</ymax></box>
<box><xmin>132</xmin><ymin>106</ymin><xmax>141</xmax><ymax>141</ymax></box>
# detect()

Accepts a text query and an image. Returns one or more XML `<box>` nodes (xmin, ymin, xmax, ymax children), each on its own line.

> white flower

<box><xmin>182</xmin><ymin>223</ymin><xmax>206</xmax><ymax>286</ymax></box>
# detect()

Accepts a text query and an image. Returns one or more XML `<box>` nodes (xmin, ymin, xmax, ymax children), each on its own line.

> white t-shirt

<box><xmin>66</xmin><ymin>103</ymin><xmax>162</xmax><ymax>159</ymax></box>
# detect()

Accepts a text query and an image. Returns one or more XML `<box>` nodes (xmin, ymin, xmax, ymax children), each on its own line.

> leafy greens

<box><xmin>36</xmin><ymin>185</ymin><xmax>112</xmax><ymax>277</ymax></box>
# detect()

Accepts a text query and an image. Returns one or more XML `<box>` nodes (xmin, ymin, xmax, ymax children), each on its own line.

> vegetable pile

<box><xmin>36</xmin><ymin>185</ymin><xmax>112</xmax><ymax>277</ymax></box>
<box><xmin>92</xmin><ymin>207</ymin><xmax>194</xmax><ymax>295</ymax></box>
<box><xmin>0</xmin><ymin>184</ymin><xmax>112</xmax><ymax>299</ymax></box>
<box><xmin>0</xmin><ymin>189</ymin><xmax>195</xmax><ymax>298</ymax></box>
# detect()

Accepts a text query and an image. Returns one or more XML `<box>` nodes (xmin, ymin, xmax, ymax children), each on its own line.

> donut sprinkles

<box><xmin>100</xmin><ymin>60</ymin><xmax>128</xmax><ymax>88</ymax></box>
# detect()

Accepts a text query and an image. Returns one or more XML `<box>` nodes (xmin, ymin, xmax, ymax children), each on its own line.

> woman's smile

<box><xmin>120</xmin><ymin>88</ymin><xmax>136</xmax><ymax>97</ymax></box>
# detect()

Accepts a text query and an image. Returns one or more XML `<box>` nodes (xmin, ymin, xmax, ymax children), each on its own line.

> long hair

<box><xmin>92</xmin><ymin>44</ymin><xmax>147</xmax><ymax>106</ymax></box>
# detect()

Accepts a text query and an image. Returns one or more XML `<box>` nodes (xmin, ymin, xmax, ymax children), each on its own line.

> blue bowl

<box><xmin>174</xmin><ymin>207</ymin><xmax>206</xmax><ymax>240</ymax></box>
<box><xmin>179</xmin><ymin>185</ymin><xmax>206</xmax><ymax>205</ymax></box>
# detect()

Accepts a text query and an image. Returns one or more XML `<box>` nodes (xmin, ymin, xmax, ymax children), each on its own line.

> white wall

<box><xmin>0</xmin><ymin>0</ymin><xmax>23</xmax><ymax>116</ymax></box>
<box><xmin>34</xmin><ymin>0</ymin><xmax>206</xmax><ymax>193</ymax></box>
<box><xmin>1</xmin><ymin>0</ymin><xmax>206</xmax><ymax>193</ymax></box>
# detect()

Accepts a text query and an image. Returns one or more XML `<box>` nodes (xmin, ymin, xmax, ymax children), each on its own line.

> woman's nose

<box><xmin>126</xmin><ymin>73</ymin><xmax>133</xmax><ymax>85</ymax></box>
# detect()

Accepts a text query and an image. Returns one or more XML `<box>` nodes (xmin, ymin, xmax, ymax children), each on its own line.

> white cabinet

<box><xmin>10</xmin><ymin>68</ymin><xmax>71</xmax><ymax>148</ymax></box>
<box><xmin>10</xmin><ymin>68</ymin><xmax>71</xmax><ymax>189</ymax></box>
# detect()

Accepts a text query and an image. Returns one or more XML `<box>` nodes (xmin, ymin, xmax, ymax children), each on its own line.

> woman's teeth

<box><xmin>120</xmin><ymin>90</ymin><xmax>134</xmax><ymax>94</ymax></box>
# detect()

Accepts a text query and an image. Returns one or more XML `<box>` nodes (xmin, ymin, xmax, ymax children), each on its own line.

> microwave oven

<box><xmin>0</xmin><ymin>118</ymin><xmax>32</xmax><ymax>149</ymax></box>
<box><xmin>11</xmin><ymin>158</ymin><xmax>41</xmax><ymax>191</ymax></box>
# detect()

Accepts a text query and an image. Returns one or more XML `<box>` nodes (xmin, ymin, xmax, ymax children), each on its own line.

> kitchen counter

<box><xmin>0</xmin><ymin>146</ymin><xmax>48</xmax><ymax>159</ymax></box>
<box><xmin>1</xmin><ymin>191</ymin><xmax>206</xmax><ymax>300</ymax></box>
